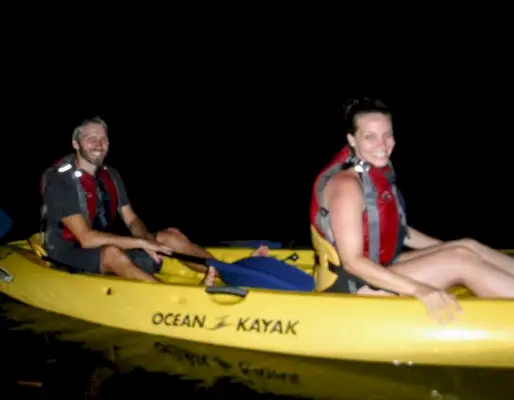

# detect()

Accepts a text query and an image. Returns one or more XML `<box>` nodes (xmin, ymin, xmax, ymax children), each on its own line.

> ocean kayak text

<box><xmin>151</xmin><ymin>312</ymin><xmax>298</xmax><ymax>335</ymax></box>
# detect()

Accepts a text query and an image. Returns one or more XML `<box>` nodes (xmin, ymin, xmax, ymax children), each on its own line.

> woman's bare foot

<box><xmin>250</xmin><ymin>245</ymin><xmax>270</xmax><ymax>257</ymax></box>
<box><xmin>203</xmin><ymin>246</ymin><xmax>270</xmax><ymax>286</ymax></box>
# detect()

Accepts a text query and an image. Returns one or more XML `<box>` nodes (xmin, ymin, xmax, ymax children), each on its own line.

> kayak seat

<box><xmin>27</xmin><ymin>233</ymin><xmax>79</xmax><ymax>273</ymax></box>
<box><xmin>310</xmin><ymin>225</ymin><xmax>342</xmax><ymax>292</ymax></box>
<box><xmin>28</xmin><ymin>233</ymin><xmax>48</xmax><ymax>259</ymax></box>
<box><xmin>310</xmin><ymin>225</ymin><xmax>474</xmax><ymax>298</ymax></box>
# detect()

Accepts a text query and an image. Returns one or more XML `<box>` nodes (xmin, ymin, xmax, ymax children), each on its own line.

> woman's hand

<box><xmin>413</xmin><ymin>283</ymin><xmax>463</xmax><ymax>324</ymax></box>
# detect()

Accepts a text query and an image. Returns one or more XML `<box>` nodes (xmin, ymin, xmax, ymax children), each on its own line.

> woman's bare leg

<box><xmin>453</xmin><ymin>239</ymin><xmax>514</xmax><ymax>277</ymax></box>
<box><xmin>398</xmin><ymin>243</ymin><xmax>449</xmax><ymax>263</ymax></box>
<box><xmin>358</xmin><ymin>245</ymin><xmax>514</xmax><ymax>298</ymax></box>
<box><xmin>399</xmin><ymin>239</ymin><xmax>514</xmax><ymax>278</ymax></box>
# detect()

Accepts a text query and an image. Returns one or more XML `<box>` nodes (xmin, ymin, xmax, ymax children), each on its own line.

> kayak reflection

<box><xmin>3</xmin><ymin>299</ymin><xmax>513</xmax><ymax>400</ymax></box>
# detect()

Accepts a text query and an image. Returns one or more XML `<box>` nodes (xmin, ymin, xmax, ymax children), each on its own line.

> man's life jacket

<box><xmin>40</xmin><ymin>154</ymin><xmax>121</xmax><ymax>248</ymax></box>
<box><xmin>310</xmin><ymin>146</ymin><xmax>408</xmax><ymax>270</ymax></box>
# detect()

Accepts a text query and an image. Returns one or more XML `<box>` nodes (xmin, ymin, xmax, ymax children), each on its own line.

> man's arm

<box><xmin>63</xmin><ymin>214</ymin><xmax>145</xmax><ymax>249</ymax></box>
<box><xmin>109</xmin><ymin>167</ymin><xmax>155</xmax><ymax>241</ymax></box>
<box><xmin>120</xmin><ymin>205</ymin><xmax>155</xmax><ymax>241</ymax></box>
<box><xmin>46</xmin><ymin>175</ymin><xmax>143</xmax><ymax>250</ymax></box>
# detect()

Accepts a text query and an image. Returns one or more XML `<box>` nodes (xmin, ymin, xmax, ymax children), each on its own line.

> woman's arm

<box><xmin>403</xmin><ymin>226</ymin><xmax>442</xmax><ymax>250</ymax></box>
<box><xmin>325</xmin><ymin>173</ymin><xmax>423</xmax><ymax>295</ymax></box>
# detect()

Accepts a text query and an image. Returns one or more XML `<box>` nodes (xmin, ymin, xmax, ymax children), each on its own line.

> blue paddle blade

<box><xmin>234</xmin><ymin>256</ymin><xmax>313</xmax><ymax>285</ymax></box>
<box><xmin>208</xmin><ymin>257</ymin><xmax>314</xmax><ymax>292</ymax></box>
<box><xmin>0</xmin><ymin>209</ymin><xmax>12</xmax><ymax>240</ymax></box>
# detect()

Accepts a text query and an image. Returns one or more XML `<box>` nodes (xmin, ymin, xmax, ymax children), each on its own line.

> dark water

<box><xmin>2</xmin><ymin>295</ymin><xmax>514</xmax><ymax>400</ymax></box>
<box><xmin>1</xmin><ymin>296</ymin><xmax>301</xmax><ymax>399</ymax></box>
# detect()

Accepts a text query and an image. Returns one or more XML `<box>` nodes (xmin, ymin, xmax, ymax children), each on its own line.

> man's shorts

<box><xmin>49</xmin><ymin>246</ymin><xmax>163</xmax><ymax>275</ymax></box>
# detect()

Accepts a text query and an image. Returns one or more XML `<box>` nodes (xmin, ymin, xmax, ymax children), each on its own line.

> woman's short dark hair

<box><xmin>343</xmin><ymin>98</ymin><xmax>391</xmax><ymax>135</ymax></box>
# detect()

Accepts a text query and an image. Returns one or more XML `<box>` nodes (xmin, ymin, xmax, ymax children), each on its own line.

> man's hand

<box><xmin>139</xmin><ymin>238</ymin><xmax>173</xmax><ymax>263</ymax></box>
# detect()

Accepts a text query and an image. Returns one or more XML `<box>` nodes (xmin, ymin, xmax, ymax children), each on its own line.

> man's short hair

<box><xmin>71</xmin><ymin>116</ymin><xmax>108</xmax><ymax>142</ymax></box>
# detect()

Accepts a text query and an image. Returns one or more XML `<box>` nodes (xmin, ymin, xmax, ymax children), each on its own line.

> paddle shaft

<box><xmin>158</xmin><ymin>251</ymin><xmax>211</xmax><ymax>265</ymax></box>
<box><xmin>159</xmin><ymin>250</ymin><xmax>300</xmax><ymax>264</ymax></box>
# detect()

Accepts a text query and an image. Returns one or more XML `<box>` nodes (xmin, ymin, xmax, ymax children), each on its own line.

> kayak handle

<box><xmin>206</xmin><ymin>286</ymin><xmax>248</xmax><ymax>298</ymax></box>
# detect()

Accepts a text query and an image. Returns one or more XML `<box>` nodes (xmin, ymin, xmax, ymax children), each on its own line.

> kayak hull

<box><xmin>1</xmin><ymin>235</ymin><xmax>514</xmax><ymax>369</ymax></box>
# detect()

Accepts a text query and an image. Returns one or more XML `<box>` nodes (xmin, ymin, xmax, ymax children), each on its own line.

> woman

<box><xmin>311</xmin><ymin>97</ymin><xmax>514</xmax><ymax>323</ymax></box>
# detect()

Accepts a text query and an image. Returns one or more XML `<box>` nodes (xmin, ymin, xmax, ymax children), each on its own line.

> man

<box><xmin>40</xmin><ymin>116</ymin><xmax>231</xmax><ymax>282</ymax></box>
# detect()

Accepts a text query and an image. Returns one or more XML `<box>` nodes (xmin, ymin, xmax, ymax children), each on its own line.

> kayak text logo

<box><xmin>152</xmin><ymin>312</ymin><xmax>206</xmax><ymax>329</ymax></box>
<box><xmin>151</xmin><ymin>312</ymin><xmax>299</xmax><ymax>335</ymax></box>
<box><xmin>235</xmin><ymin>317</ymin><xmax>298</xmax><ymax>335</ymax></box>
<box><xmin>206</xmin><ymin>316</ymin><xmax>232</xmax><ymax>330</ymax></box>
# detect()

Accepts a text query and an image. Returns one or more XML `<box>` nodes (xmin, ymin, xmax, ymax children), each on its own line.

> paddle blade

<box><xmin>234</xmin><ymin>256</ymin><xmax>314</xmax><ymax>290</ymax></box>
<box><xmin>0</xmin><ymin>209</ymin><xmax>12</xmax><ymax>240</ymax></box>
<box><xmin>209</xmin><ymin>257</ymin><xmax>314</xmax><ymax>292</ymax></box>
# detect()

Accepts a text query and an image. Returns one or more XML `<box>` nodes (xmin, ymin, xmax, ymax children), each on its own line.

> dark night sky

<box><xmin>2</xmin><ymin>69</ymin><xmax>513</xmax><ymax>249</ymax></box>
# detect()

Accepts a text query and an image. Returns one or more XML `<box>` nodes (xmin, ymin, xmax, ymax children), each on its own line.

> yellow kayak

<box><xmin>1</xmin><ymin>234</ymin><xmax>514</xmax><ymax>369</ymax></box>
<box><xmin>6</xmin><ymin>300</ymin><xmax>512</xmax><ymax>400</ymax></box>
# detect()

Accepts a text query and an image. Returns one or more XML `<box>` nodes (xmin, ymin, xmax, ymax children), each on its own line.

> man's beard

<box><xmin>78</xmin><ymin>145</ymin><xmax>106</xmax><ymax>166</ymax></box>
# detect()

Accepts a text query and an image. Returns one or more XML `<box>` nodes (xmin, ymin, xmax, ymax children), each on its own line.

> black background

<box><xmin>3</xmin><ymin>90</ymin><xmax>512</xmax><ymax>250</ymax></box>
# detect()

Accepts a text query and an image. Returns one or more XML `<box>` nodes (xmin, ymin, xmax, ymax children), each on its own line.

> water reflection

<box><xmin>2</xmin><ymin>296</ymin><xmax>513</xmax><ymax>399</ymax></box>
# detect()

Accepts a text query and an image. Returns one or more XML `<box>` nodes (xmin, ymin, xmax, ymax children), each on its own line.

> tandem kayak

<box><xmin>1</xmin><ymin>234</ymin><xmax>514</xmax><ymax>369</ymax></box>
<box><xmin>6</xmin><ymin>300</ymin><xmax>513</xmax><ymax>400</ymax></box>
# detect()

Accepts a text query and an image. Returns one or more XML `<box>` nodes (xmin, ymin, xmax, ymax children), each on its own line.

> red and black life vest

<box><xmin>310</xmin><ymin>146</ymin><xmax>407</xmax><ymax>266</ymax></box>
<box><xmin>40</xmin><ymin>154</ymin><xmax>120</xmax><ymax>243</ymax></box>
